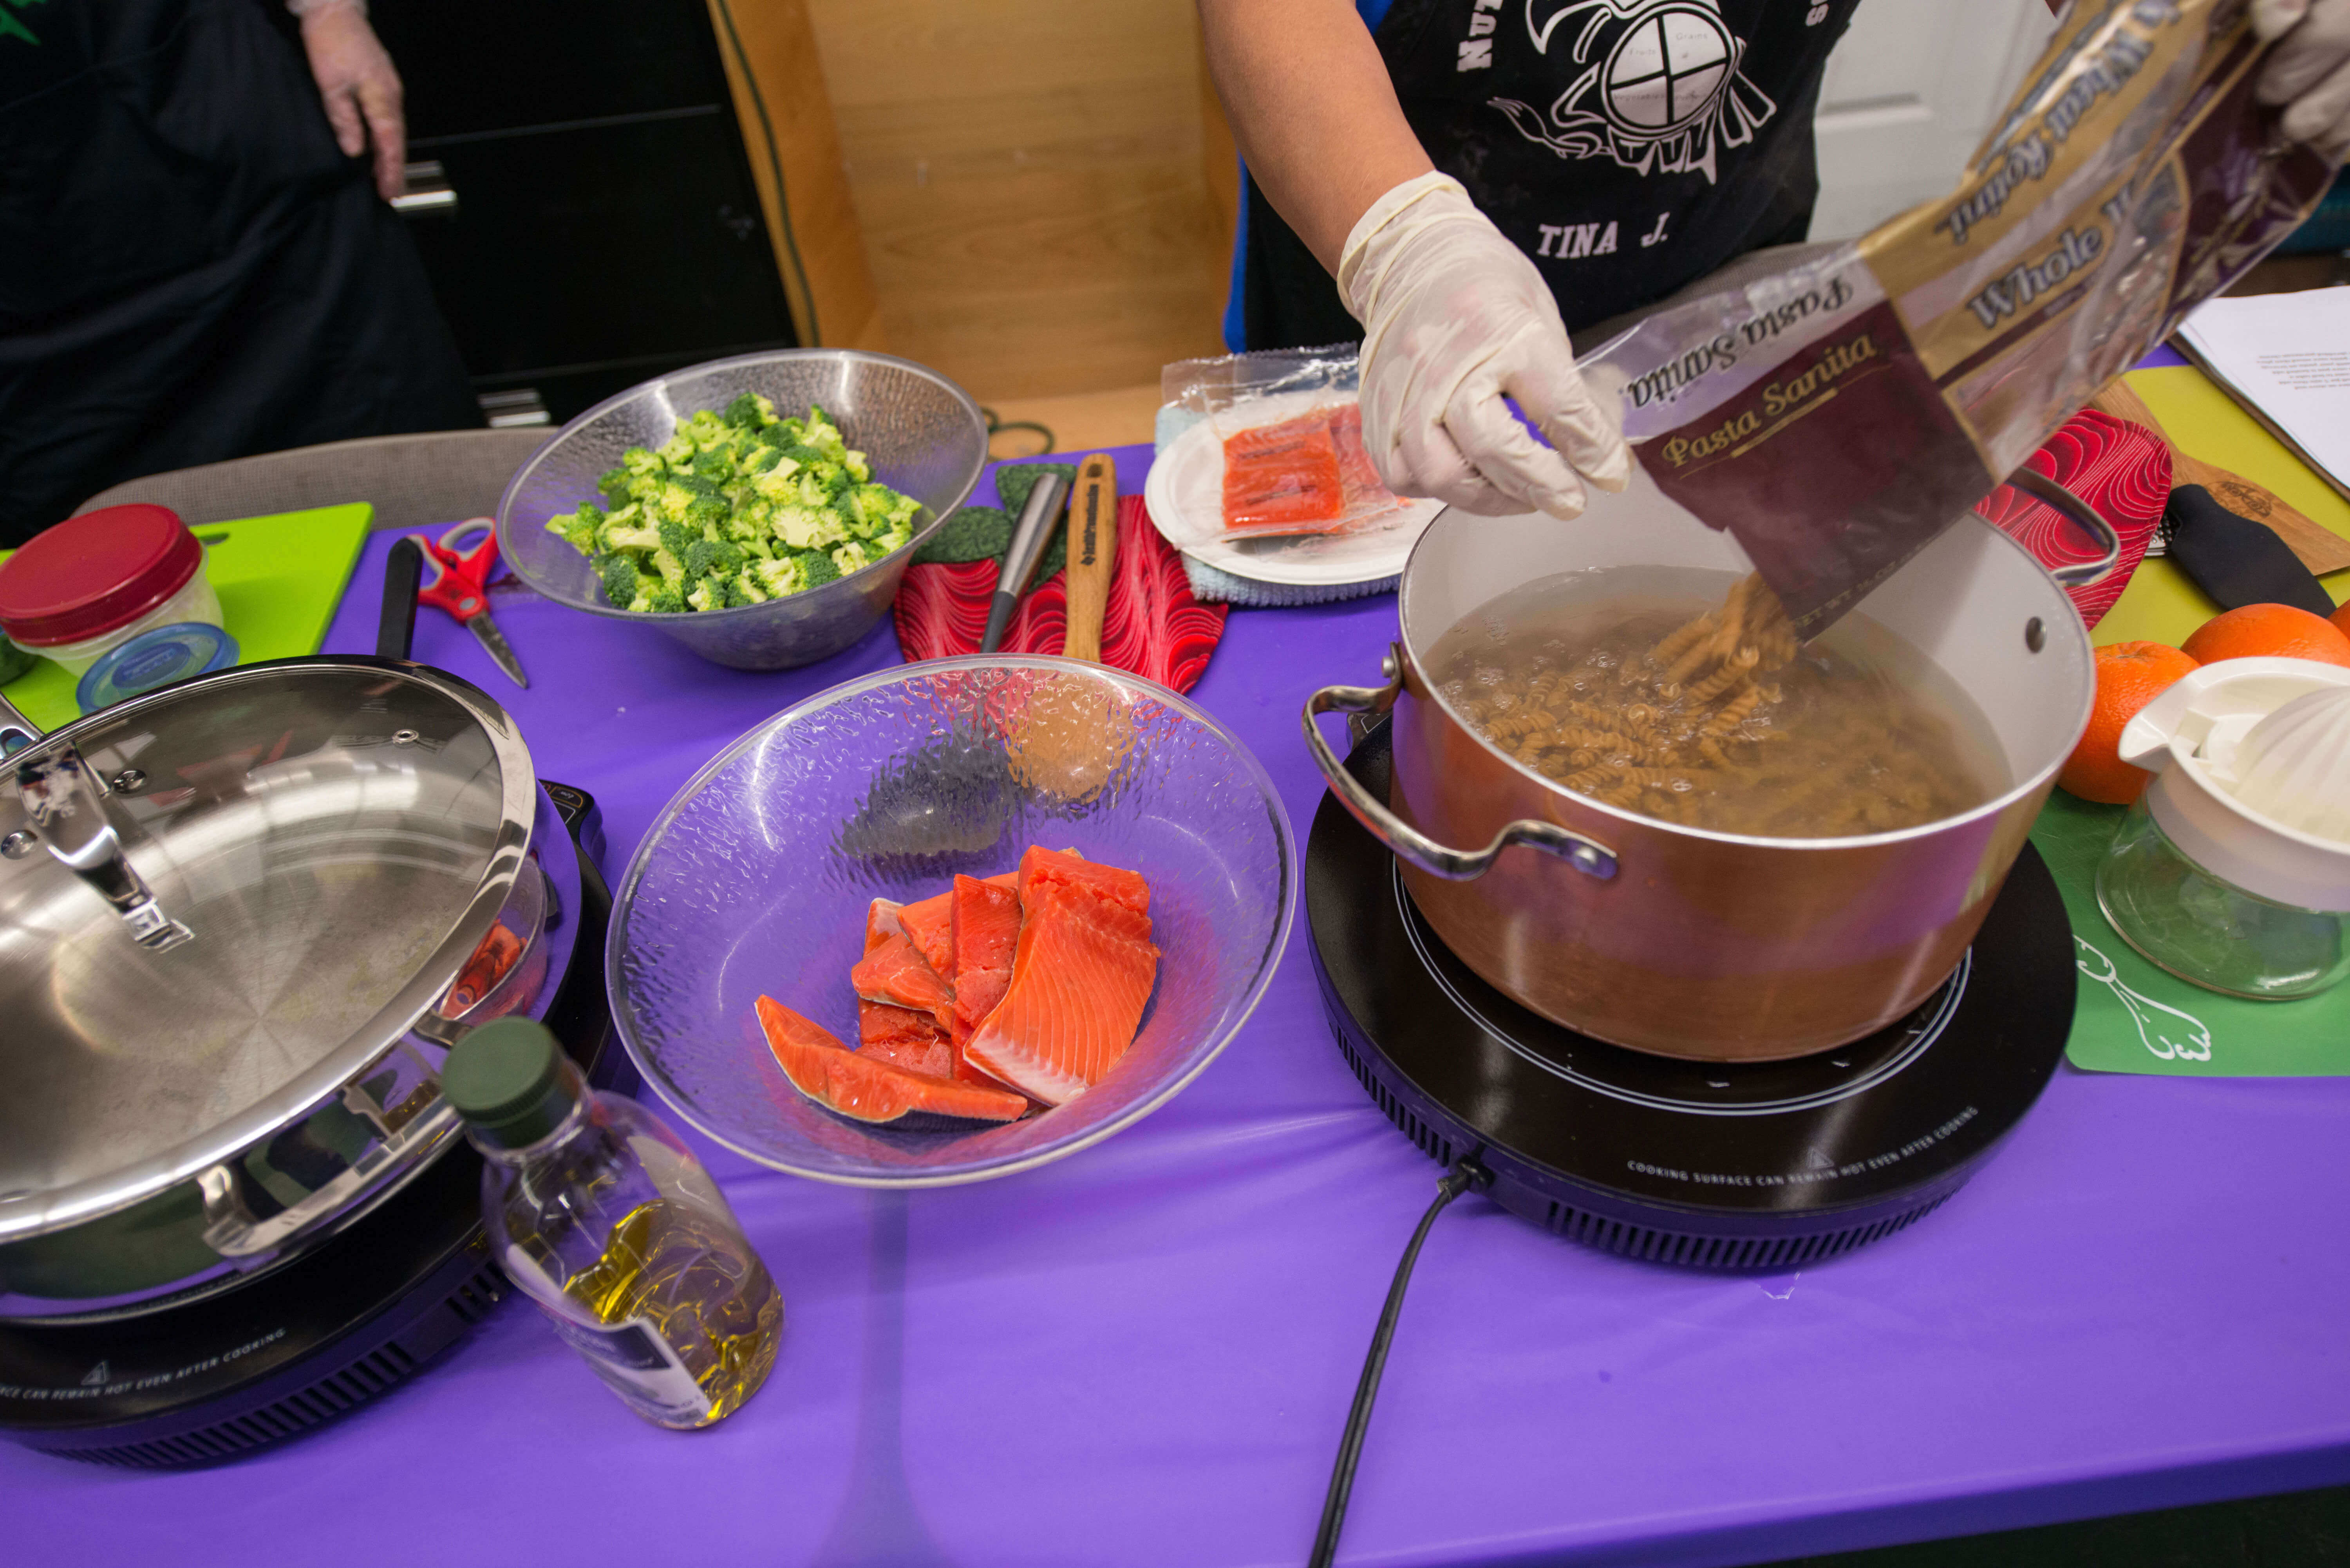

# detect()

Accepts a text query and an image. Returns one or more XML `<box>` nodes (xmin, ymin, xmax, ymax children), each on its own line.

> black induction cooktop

<box><xmin>0</xmin><ymin>783</ymin><xmax>627</xmax><ymax>1467</ymax></box>
<box><xmin>1309</xmin><ymin>723</ymin><xmax>2074</xmax><ymax>1272</ymax></box>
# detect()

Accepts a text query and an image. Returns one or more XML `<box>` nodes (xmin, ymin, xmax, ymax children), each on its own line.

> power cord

<box><xmin>711</xmin><ymin>0</ymin><xmax>821</xmax><ymax>347</ymax></box>
<box><xmin>980</xmin><ymin>406</ymin><xmax>1057</xmax><ymax>459</ymax></box>
<box><xmin>1308</xmin><ymin>1158</ymin><xmax>1489</xmax><ymax>1568</ymax></box>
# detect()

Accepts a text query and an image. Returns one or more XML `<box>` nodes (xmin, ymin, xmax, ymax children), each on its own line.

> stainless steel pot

<box><xmin>0</xmin><ymin>559</ymin><xmax>578</xmax><ymax>1321</ymax></box>
<box><xmin>1304</xmin><ymin>466</ymin><xmax>2107</xmax><ymax>1062</ymax></box>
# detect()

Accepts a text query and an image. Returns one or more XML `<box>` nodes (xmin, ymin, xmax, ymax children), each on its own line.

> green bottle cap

<box><xmin>442</xmin><ymin>1017</ymin><xmax>577</xmax><ymax>1149</ymax></box>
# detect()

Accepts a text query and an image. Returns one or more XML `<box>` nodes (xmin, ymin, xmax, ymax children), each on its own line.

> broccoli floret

<box><xmin>684</xmin><ymin>495</ymin><xmax>729</xmax><ymax>535</ymax></box>
<box><xmin>682</xmin><ymin>408</ymin><xmax>730</xmax><ymax>449</ymax></box>
<box><xmin>723</xmin><ymin>502</ymin><xmax>774</xmax><ymax>544</ymax></box>
<box><xmin>769</xmin><ymin>502</ymin><xmax>846</xmax><ymax>550</ymax></box>
<box><xmin>725</xmin><ymin>391</ymin><xmax>779</xmax><ymax>430</ymax></box>
<box><xmin>548</xmin><ymin>502</ymin><xmax>603</xmax><ymax>555</ymax></box>
<box><xmin>750</xmin><ymin>555</ymin><xmax>807</xmax><ymax>598</ymax></box>
<box><xmin>682</xmin><ymin>537</ymin><xmax>745</xmax><ymax>580</ymax></box>
<box><xmin>741</xmin><ymin>445</ymin><xmax>785</xmax><ymax>477</ymax></box>
<box><xmin>692</xmin><ymin>445</ymin><xmax>734</xmax><ymax>480</ymax></box>
<box><xmin>801</xmin><ymin>405</ymin><xmax>847</xmax><ymax>453</ymax></box>
<box><xmin>795</xmin><ymin>467</ymin><xmax>850</xmax><ymax>508</ymax></box>
<box><xmin>729</xmin><ymin>569</ymin><xmax>768</xmax><ymax>606</ymax></box>
<box><xmin>830</xmin><ymin>541</ymin><xmax>875</xmax><ymax>576</ymax></box>
<box><xmin>656</xmin><ymin>517</ymin><xmax>699</xmax><ymax>558</ymax></box>
<box><xmin>598</xmin><ymin>553</ymin><xmax>641</xmax><ymax>608</ymax></box>
<box><xmin>875</xmin><ymin>519</ymin><xmax>914</xmax><ymax>556</ymax></box>
<box><xmin>685</xmin><ymin>576</ymin><xmax>721</xmax><ymax>613</ymax></box>
<box><xmin>794</xmin><ymin>548</ymin><xmax>842</xmax><ymax>589</ymax></box>
<box><xmin>742</xmin><ymin>535</ymin><xmax>775</xmax><ymax>561</ymax></box>
<box><xmin>649</xmin><ymin>546</ymin><xmax>687</xmax><ymax>586</ymax></box>
<box><xmin>656</xmin><ymin>432</ymin><xmax>696</xmax><ymax>467</ymax></box>
<box><xmin>837</xmin><ymin>484</ymin><xmax>919</xmax><ymax>538</ymax></box>
<box><xmin>844</xmin><ymin>450</ymin><xmax>871</xmax><ymax>484</ymax></box>
<box><xmin>776</xmin><ymin>442</ymin><xmax>827</xmax><ymax>470</ymax></box>
<box><xmin>640</xmin><ymin>580</ymin><xmax>686</xmax><ymax>615</ymax></box>
<box><xmin>597</xmin><ymin>512</ymin><xmax>662</xmax><ymax>555</ymax></box>
<box><xmin>596</xmin><ymin>469</ymin><xmax>633</xmax><ymax>506</ymax></box>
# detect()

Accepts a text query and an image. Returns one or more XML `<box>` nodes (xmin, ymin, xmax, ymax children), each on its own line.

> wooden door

<box><xmin>1810</xmin><ymin>0</ymin><xmax>2057</xmax><ymax>242</ymax></box>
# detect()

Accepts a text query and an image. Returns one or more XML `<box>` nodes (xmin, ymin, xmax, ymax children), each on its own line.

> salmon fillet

<box><xmin>1222</xmin><ymin>413</ymin><xmax>1344</xmax><ymax>535</ymax></box>
<box><xmin>896</xmin><ymin>871</ymin><xmax>1015</xmax><ymax>975</ymax></box>
<box><xmin>864</xmin><ymin>898</ymin><xmax>904</xmax><ymax>952</ymax></box>
<box><xmin>1016</xmin><ymin>844</ymin><xmax>1148</xmax><ymax>915</ymax></box>
<box><xmin>759</xmin><ymin>997</ymin><xmax>1027</xmax><ymax>1125</ymax></box>
<box><xmin>858</xmin><ymin>997</ymin><xmax>954</xmax><ymax>1079</ymax></box>
<box><xmin>948</xmin><ymin>873</ymin><xmax>1023</xmax><ymax>1046</ymax></box>
<box><xmin>850</xmin><ymin>929</ymin><xmax>955</xmax><ymax>1030</ymax></box>
<box><xmin>964</xmin><ymin>873</ymin><xmax>1160</xmax><ymax>1106</ymax></box>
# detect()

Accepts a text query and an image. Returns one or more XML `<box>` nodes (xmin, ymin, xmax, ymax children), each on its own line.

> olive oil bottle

<box><xmin>443</xmin><ymin>1019</ymin><xmax>781</xmax><ymax>1429</ymax></box>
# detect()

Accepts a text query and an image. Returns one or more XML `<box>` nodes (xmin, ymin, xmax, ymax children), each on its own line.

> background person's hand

<box><xmin>297</xmin><ymin>0</ymin><xmax>408</xmax><ymax>201</ymax></box>
<box><xmin>2255</xmin><ymin>0</ymin><xmax>2350</xmax><ymax>162</ymax></box>
<box><xmin>1338</xmin><ymin>174</ymin><xmax>1631</xmax><ymax>520</ymax></box>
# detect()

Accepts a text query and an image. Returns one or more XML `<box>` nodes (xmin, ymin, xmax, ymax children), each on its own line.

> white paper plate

<box><xmin>1143</xmin><ymin>393</ymin><xmax>1443</xmax><ymax>587</ymax></box>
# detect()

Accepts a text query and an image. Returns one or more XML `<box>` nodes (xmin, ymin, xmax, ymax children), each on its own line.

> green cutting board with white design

<box><xmin>1</xmin><ymin>503</ymin><xmax>372</xmax><ymax>733</ymax></box>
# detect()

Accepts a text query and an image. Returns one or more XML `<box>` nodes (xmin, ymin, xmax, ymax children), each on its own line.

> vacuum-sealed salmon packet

<box><xmin>1581</xmin><ymin>0</ymin><xmax>2334</xmax><ymax>637</ymax></box>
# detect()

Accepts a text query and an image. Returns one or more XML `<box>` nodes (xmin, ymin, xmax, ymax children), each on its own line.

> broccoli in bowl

<box><xmin>545</xmin><ymin>394</ymin><xmax>923</xmax><ymax>614</ymax></box>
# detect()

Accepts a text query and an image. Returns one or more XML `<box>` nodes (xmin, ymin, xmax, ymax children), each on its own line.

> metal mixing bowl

<box><xmin>606</xmin><ymin>657</ymin><xmax>1297</xmax><ymax>1186</ymax></box>
<box><xmin>495</xmin><ymin>349</ymin><xmax>989</xmax><ymax>671</ymax></box>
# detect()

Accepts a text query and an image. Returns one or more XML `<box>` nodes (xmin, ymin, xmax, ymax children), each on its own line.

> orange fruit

<box><xmin>2331</xmin><ymin>599</ymin><xmax>2350</xmax><ymax>645</ymax></box>
<box><xmin>2057</xmin><ymin>641</ymin><xmax>2200</xmax><ymax>805</ymax></box>
<box><xmin>2179</xmin><ymin>603</ymin><xmax>2350</xmax><ymax>668</ymax></box>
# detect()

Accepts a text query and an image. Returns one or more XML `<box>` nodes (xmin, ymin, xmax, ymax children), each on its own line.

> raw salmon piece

<box><xmin>1017</xmin><ymin>844</ymin><xmax>1149</xmax><ymax>915</ymax></box>
<box><xmin>948</xmin><ymin>874</ymin><xmax>1023</xmax><ymax>1045</ymax></box>
<box><xmin>850</xmin><ymin>929</ymin><xmax>955</xmax><ymax>1030</ymax></box>
<box><xmin>759</xmin><ymin>997</ymin><xmax>1027</xmax><ymax>1125</ymax></box>
<box><xmin>858</xmin><ymin>998</ymin><xmax>954</xmax><ymax>1078</ymax></box>
<box><xmin>895</xmin><ymin>871</ymin><xmax>1015</xmax><ymax>975</ymax></box>
<box><xmin>864</xmin><ymin>898</ymin><xmax>904</xmax><ymax>953</ymax></box>
<box><xmin>964</xmin><ymin>877</ymin><xmax>1160</xmax><ymax>1106</ymax></box>
<box><xmin>1221</xmin><ymin>410</ymin><xmax>1346</xmax><ymax>535</ymax></box>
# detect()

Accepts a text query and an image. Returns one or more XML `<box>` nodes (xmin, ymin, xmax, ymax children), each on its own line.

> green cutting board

<box><xmin>1</xmin><ymin>503</ymin><xmax>372</xmax><ymax>733</ymax></box>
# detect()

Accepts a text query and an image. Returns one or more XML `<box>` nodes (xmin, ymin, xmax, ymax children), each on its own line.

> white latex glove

<box><xmin>293</xmin><ymin>0</ymin><xmax>409</xmax><ymax>201</ymax></box>
<box><xmin>2255</xmin><ymin>0</ymin><xmax>2350</xmax><ymax>162</ymax></box>
<box><xmin>1338</xmin><ymin>173</ymin><xmax>1631</xmax><ymax>520</ymax></box>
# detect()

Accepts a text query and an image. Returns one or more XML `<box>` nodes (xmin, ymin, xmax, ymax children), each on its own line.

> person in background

<box><xmin>0</xmin><ymin>0</ymin><xmax>478</xmax><ymax>546</ymax></box>
<box><xmin>1199</xmin><ymin>0</ymin><xmax>2350</xmax><ymax>524</ymax></box>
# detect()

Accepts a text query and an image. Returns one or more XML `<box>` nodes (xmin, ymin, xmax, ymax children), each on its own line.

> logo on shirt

<box><xmin>1491</xmin><ymin>0</ymin><xmax>1777</xmax><ymax>185</ymax></box>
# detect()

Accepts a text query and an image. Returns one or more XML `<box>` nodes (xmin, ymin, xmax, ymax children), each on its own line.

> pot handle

<box><xmin>2004</xmin><ymin>467</ymin><xmax>2122</xmax><ymax>587</ymax></box>
<box><xmin>1302</xmin><ymin>656</ymin><xmax>1617</xmax><ymax>883</ymax></box>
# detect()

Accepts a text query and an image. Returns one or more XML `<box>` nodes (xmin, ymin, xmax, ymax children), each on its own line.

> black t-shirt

<box><xmin>1240</xmin><ymin>0</ymin><xmax>1862</xmax><ymax>351</ymax></box>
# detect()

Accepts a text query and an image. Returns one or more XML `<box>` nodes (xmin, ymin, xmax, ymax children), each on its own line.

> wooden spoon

<box><xmin>1005</xmin><ymin>454</ymin><xmax>1134</xmax><ymax>803</ymax></box>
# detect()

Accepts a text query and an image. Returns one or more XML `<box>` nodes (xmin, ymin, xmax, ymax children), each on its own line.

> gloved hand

<box><xmin>1338</xmin><ymin>173</ymin><xmax>1631</xmax><ymax>520</ymax></box>
<box><xmin>291</xmin><ymin>0</ymin><xmax>409</xmax><ymax>202</ymax></box>
<box><xmin>2256</xmin><ymin>0</ymin><xmax>2350</xmax><ymax>162</ymax></box>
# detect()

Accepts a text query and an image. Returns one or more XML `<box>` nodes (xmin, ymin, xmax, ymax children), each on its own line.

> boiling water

<box><xmin>1429</xmin><ymin>567</ymin><xmax>2006</xmax><ymax>837</ymax></box>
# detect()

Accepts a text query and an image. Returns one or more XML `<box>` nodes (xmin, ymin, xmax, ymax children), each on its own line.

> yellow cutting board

<box><xmin>2089</xmin><ymin>365</ymin><xmax>2350</xmax><ymax>648</ymax></box>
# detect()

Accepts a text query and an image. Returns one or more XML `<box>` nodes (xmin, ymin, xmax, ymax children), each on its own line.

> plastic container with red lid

<box><xmin>0</xmin><ymin>504</ymin><xmax>236</xmax><ymax>708</ymax></box>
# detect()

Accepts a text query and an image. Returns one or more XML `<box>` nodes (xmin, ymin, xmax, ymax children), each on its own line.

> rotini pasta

<box><xmin>1431</xmin><ymin>568</ymin><xmax>1996</xmax><ymax>837</ymax></box>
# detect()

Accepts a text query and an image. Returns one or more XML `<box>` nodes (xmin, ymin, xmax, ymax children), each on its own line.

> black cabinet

<box><xmin>373</xmin><ymin>0</ymin><xmax>798</xmax><ymax>424</ymax></box>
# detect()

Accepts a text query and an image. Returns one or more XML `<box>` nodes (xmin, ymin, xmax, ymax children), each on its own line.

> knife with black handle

<box><xmin>2163</xmin><ymin>484</ymin><xmax>2339</xmax><ymax>617</ymax></box>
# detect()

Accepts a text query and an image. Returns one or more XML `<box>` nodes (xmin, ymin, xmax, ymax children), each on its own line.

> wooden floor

<box><xmin>803</xmin><ymin>0</ymin><xmax>1234</xmax><ymax>409</ymax></box>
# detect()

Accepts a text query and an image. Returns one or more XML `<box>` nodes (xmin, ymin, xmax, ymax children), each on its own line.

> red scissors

<box><xmin>415</xmin><ymin>518</ymin><xmax>528</xmax><ymax>688</ymax></box>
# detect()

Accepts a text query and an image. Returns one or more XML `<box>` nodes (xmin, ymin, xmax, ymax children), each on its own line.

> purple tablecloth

<box><xmin>6</xmin><ymin>444</ymin><xmax>2346</xmax><ymax>1568</ymax></box>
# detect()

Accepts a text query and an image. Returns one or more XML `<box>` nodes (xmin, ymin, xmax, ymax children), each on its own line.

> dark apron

<box><xmin>0</xmin><ymin>0</ymin><xmax>479</xmax><ymax>544</ymax></box>
<box><xmin>1240</xmin><ymin>0</ymin><xmax>1860</xmax><ymax>352</ymax></box>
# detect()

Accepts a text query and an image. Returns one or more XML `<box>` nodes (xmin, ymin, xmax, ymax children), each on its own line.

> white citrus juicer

<box><xmin>2100</xmin><ymin>656</ymin><xmax>2350</xmax><ymax>999</ymax></box>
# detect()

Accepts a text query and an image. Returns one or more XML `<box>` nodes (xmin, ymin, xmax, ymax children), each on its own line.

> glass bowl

<box><xmin>606</xmin><ymin>656</ymin><xmax>1298</xmax><ymax>1185</ymax></box>
<box><xmin>494</xmin><ymin>349</ymin><xmax>988</xmax><ymax>670</ymax></box>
